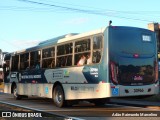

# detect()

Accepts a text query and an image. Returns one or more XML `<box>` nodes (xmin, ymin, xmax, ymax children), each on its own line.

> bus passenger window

<box><xmin>93</xmin><ymin>36</ymin><xmax>102</xmax><ymax>49</ymax></box>
<box><xmin>65</xmin><ymin>55</ymin><xmax>72</xmax><ymax>66</ymax></box>
<box><xmin>77</xmin><ymin>54</ymin><xmax>86</xmax><ymax>66</ymax></box>
<box><xmin>11</xmin><ymin>55</ymin><xmax>19</xmax><ymax>71</ymax></box>
<box><xmin>75</xmin><ymin>53</ymin><xmax>91</xmax><ymax>66</ymax></box>
<box><xmin>75</xmin><ymin>39</ymin><xmax>91</xmax><ymax>66</ymax></box>
<box><xmin>20</xmin><ymin>53</ymin><xmax>29</xmax><ymax>70</ymax></box>
<box><xmin>93</xmin><ymin>36</ymin><xmax>102</xmax><ymax>63</ymax></box>
<box><xmin>42</xmin><ymin>47</ymin><xmax>55</xmax><ymax>68</ymax></box>
<box><xmin>56</xmin><ymin>43</ymin><xmax>73</xmax><ymax>67</ymax></box>
<box><xmin>93</xmin><ymin>51</ymin><xmax>101</xmax><ymax>63</ymax></box>
<box><xmin>87</xmin><ymin>54</ymin><xmax>92</xmax><ymax>65</ymax></box>
<box><xmin>57</xmin><ymin>57</ymin><xmax>65</xmax><ymax>67</ymax></box>
<box><xmin>75</xmin><ymin>39</ymin><xmax>90</xmax><ymax>53</ymax></box>
<box><xmin>30</xmin><ymin>51</ymin><xmax>41</xmax><ymax>69</ymax></box>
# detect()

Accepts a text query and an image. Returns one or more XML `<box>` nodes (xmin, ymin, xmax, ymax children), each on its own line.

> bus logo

<box><xmin>133</xmin><ymin>76</ymin><xmax>143</xmax><ymax>81</ymax></box>
<box><xmin>2</xmin><ymin>112</ymin><xmax>11</xmax><ymax>117</ymax></box>
<box><xmin>64</xmin><ymin>70</ymin><xmax>70</xmax><ymax>78</ymax></box>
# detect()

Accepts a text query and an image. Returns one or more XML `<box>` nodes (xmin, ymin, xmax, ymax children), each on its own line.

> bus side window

<box><xmin>56</xmin><ymin>43</ymin><xmax>73</xmax><ymax>67</ymax></box>
<box><xmin>42</xmin><ymin>47</ymin><xmax>55</xmax><ymax>68</ymax></box>
<box><xmin>20</xmin><ymin>53</ymin><xmax>29</xmax><ymax>70</ymax></box>
<box><xmin>75</xmin><ymin>39</ymin><xmax>91</xmax><ymax>66</ymax></box>
<box><xmin>30</xmin><ymin>51</ymin><xmax>41</xmax><ymax>69</ymax></box>
<box><xmin>93</xmin><ymin>51</ymin><xmax>101</xmax><ymax>63</ymax></box>
<box><xmin>93</xmin><ymin>36</ymin><xmax>102</xmax><ymax>63</ymax></box>
<box><xmin>11</xmin><ymin>55</ymin><xmax>19</xmax><ymax>71</ymax></box>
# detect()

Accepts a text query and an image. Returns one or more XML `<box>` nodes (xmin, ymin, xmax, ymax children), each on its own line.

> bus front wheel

<box><xmin>53</xmin><ymin>85</ymin><xmax>66</xmax><ymax>107</ymax></box>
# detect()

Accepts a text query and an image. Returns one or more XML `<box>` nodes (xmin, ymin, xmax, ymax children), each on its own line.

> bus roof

<box><xmin>14</xmin><ymin>27</ymin><xmax>106</xmax><ymax>54</ymax></box>
<box><xmin>9</xmin><ymin>26</ymin><xmax>154</xmax><ymax>55</ymax></box>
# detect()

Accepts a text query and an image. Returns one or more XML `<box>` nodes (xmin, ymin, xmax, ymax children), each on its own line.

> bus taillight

<box><xmin>110</xmin><ymin>62</ymin><xmax>118</xmax><ymax>84</ymax></box>
<box><xmin>133</xmin><ymin>53</ymin><xmax>139</xmax><ymax>58</ymax></box>
<box><xmin>154</xmin><ymin>61</ymin><xmax>158</xmax><ymax>83</ymax></box>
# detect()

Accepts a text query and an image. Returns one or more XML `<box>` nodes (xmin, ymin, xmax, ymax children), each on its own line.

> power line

<box><xmin>1</xmin><ymin>5</ymin><xmax>160</xmax><ymax>16</ymax></box>
<box><xmin>1</xmin><ymin>5</ymin><xmax>160</xmax><ymax>20</ymax></box>
<box><xmin>16</xmin><ymin>0</ymin><xmax>156</xmax><ymax>22</ymax></box>
<box><xmin>0</xmin><ymin>5</ymin><xmax>65</xmax><ymax>12</ymax></box>
<box><xmin>0</xmin><ymin>0</ymin><xmax>156</xmax><ymax>22</ymax></box>
<box><xmin>17</xmin><ymin>0</ymin><xmax>99</xmax><ymax>13</ymax></box>
<box><xmin>35</xmin><ymin>0</ymin><xmax>160</xmax><ymax>14</ymax></box>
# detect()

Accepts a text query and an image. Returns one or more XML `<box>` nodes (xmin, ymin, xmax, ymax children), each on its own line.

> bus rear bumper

<box><xmin>118</xmin><ymin>84</ymin><xmax>159</xmax><ymax>97</ymax></box>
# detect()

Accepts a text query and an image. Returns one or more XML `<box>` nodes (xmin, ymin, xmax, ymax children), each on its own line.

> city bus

<box><xmin>3</xmin><ymin>26</ymin><xmax>159</xmax><ymax>107</ymax></box>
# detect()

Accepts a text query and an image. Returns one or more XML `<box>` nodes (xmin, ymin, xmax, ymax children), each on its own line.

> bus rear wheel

<box><xmin>13</xmin><ymin>85</ymin><xmax>22</xmax><ymax>100</ymax></box>
<box><xmin>53</xmin><ymin>85</ymin><xmax>66</xmax><ymax>107</ymax></box>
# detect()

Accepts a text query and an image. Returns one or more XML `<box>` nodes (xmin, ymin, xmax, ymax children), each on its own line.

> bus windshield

<box><xmin>109</xmin><ymin>27</ymin><xmax>157</xmax><ymax>85</ymax></box>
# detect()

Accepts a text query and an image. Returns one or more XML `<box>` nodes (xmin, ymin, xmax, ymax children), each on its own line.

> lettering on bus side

<box><xmin>71</xmin><ymin>86</ymin><xmax>94</xmax><ymax>91</ymax></box>
<box><xmin>21</xmin><ymin>75</ymin><xmax>42</xmax><ymax>79</ymax></box>
<box><xmin>10</xmin><ymin>73</ymin><xmax>17</xmax><ymax>78</ymax></box>
<box><xmin>52</xmin><ymin>70</ymin><xmax>70</xmax><ymax>80</ymax></box>
<box><xmin>52</xmin><ymin>70</ymin><xmax>63</xmax><ymax>79</ymax></box>
<box><xmin>90</xmin><ymin>68</ymin><xmax>98</xmax><ymax>77</ymax></box>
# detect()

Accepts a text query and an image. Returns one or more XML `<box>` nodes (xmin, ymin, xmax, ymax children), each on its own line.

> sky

<box><xmin>0</xmin><ymin>0</ymin><xmax>160</xmax><ymax>52</ymax></box>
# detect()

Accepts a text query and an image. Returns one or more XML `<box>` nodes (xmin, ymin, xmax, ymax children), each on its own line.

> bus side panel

<box><xmin>17</xmin><ymin>83</ymin><xmax>53</xmax><ymax>98</ymax></box>
<box><xmin>63</xmin><ymin>83</ymin><xmax>112</xmax><ymax>100</ymax></box>
<box><xmin>44</xmin><ymin>67</ymin><xmax>87</xmax><ymax>84</ymax></box>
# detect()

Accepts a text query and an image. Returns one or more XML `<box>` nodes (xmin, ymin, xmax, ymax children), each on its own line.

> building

<box><xmin>148</xmin><ymin>23</ymin><xmax>160</xmax><ymax>53</ymax></box>
<box><xmin>148</xmin><ymin>23</ymin><xmax>160</xmax><ymax>60</ymax></box>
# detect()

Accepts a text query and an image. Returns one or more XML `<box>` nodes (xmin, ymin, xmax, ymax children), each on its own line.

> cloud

<box><xmin>64</xmin><ymin>17</ymin><xmax>89</xmax><ymax>25</ymax></box>
<box><xmin>10</xmin><ymin>40</ymin><xmax>41</xmax><ymax>51</ymax></box>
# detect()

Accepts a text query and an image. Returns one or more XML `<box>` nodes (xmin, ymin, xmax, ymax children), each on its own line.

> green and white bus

<box><xmin>3</xmin><ymin>26</ymin><xmax>159</xmax><ymax>107</ymax></box>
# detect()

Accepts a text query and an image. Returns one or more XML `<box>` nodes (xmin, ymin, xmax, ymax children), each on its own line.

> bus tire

<box><xmin>13</xmin><ymin>85</ymin><xmax>22</xmax><ymax>100</ymax></box>
<box><xmin>53</xmin><ymin>85</ymin><xmax>66</xmax><ymax>107</ymax></box>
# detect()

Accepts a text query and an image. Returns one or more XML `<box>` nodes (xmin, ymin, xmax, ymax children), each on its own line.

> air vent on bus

<box><xmin>65</xmin><ymin>33</ymin><xmax>78</xmax><ymax>38</ymax></box>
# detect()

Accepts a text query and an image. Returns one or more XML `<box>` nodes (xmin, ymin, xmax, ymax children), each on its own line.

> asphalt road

<box><xmin>0</xmin><ymin>93</ymin><xmax>160</xmax><ymax>120</ymax></box>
